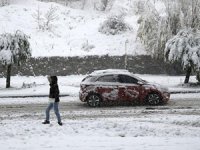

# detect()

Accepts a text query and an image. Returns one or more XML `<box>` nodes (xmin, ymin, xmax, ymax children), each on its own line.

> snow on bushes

<box><xmin>165</xmin><ymin>29</ymin><xmax>200</xmax><ymax>71</ymax></box>
<box><xmin>0</xmin><ymin>49</ymin><xmax>12</xmax><ymax>65</ymax></box>
<box><xmin>98</xmin><ymin>15</ymin><xmax>131</xmax><ymax>35</ymax></box>
<box><xmin>165</xmin><ymin>28</ymin><xmax>200</xmax><ymax>83</ymax></box>
<box><xmin>0</xmin><ymin>31</ymin><xmax>31</xmax><ymax>66</ymax></box>
<box><xmin>0</xmin><ymin>30</ymin><xmax>32</xmax><ymax>88</ymax></box>
<box><xmin>81</xmin><ymin>40</ymin><xmax>95</xmax><ymax>52</ymax></box>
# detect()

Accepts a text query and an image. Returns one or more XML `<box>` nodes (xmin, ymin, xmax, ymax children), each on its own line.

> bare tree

<box><xmin>81</xmin><ymin>0</ymin><xmax>86</xmax><ymax>9</ymax></box>
<box><xmin>32</xmin><ymin>5</ymin><xmax>58</xmax><ymax>31</ymax></box>
<box><xmin>32</xmin><ymin>6</ymin><xmax>44</xmax><ymax>30</ymax></box>
<box><xmin>45</xmin><ymin>5</ymin><xmax>58</xmax><ymax>30</ymax></box>
<box><xmin>101</xmin><ymin>0</ymin><xmax>108</xmax><ymax>11</ymax></box>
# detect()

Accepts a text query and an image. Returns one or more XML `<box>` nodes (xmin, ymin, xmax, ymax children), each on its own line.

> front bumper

<box><xmin>162</xmin><ymin>92</ymin><xmax>170</xmax><ymax>103</ymax></box>
<box><xmin>79</xmin><ymin>91</ymin><xmax>87</xmax><ymax>102</ymax></box>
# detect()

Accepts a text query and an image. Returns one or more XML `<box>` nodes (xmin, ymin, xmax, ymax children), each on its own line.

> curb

<box><xmin>0</xmin><ymin>94</ymin><xmax>70</xmax><ymax>98</ymax></box>
<box><xmin>170</xmin><ymin>91</ymin><xmax>200</xmax><ymax>94</ymax></box>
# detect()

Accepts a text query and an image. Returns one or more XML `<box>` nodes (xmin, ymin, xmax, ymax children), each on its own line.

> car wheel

<box><xmin>87</xmin><ymin>94</ymin><xmax>101</xmax><ymax>107</ymax></box>
<box><xmin>146</xmin><ymin>93</ymin><xmax>161</xmax><ymax>105</ymax></box>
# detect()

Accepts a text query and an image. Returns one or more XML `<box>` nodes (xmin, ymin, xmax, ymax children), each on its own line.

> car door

<box><xmin>117</xmin><ymin>74</ymin><xmax>140</xmax><ymax>102</ymax></box>
<box><xmin>95</xmin><ymin>75</ymin><xmax>119</xmax><ymax>101</ymax></box>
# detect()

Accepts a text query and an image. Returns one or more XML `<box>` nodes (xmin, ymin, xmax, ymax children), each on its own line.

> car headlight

<box><xmin>154</xmin><ymin>84</ymin><xmax>169</xmax><ymax>92</ymax></box>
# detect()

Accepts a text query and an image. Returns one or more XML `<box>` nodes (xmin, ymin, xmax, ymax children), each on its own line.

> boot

<box><xmin>58</xmin><ymin>122</ymin><xmax>63</xmax><ymax>126</ymax></box>
<box><xmin>42</xmin><ymin>120</ymin><xmax>50</xmax><ymax>124</ymax></box>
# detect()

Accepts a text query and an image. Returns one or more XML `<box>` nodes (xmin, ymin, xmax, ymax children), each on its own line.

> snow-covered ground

<box><xmin>1</xmin><ymin>113</ymin><xmax>200</xmax><ymax>150</ymax></box>
<box><xmin>0</xmin><ymin>0</ymin><xmax>145</xmax><ymax>57</ymax></box>
<box><xmin>0</xmin><ymin>95</ymin><xmax>200</xmax><ymax>150</ymax></box>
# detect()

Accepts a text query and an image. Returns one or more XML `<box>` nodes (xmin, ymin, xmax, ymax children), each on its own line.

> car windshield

<box><xmin>129</xmin><ymin>74</ymin><xmax>147</xmax><ymax>83</ymax></box>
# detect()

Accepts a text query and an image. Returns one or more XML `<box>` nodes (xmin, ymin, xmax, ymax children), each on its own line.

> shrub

<box><xmin>99</xmin><ymin>15</ymin><xmax>131</xmax><ymax>35</ymax></box>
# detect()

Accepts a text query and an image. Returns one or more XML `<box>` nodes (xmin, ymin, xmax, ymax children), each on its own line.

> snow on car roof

<box><xmin>89</xmin><ymin>69</ymin><xmax>145</xmax><ymax>82</ymax></box>
<box><xmin>90</xmin><ymin>69</ymin><xmax>131</xmax><ymax>76</ymax></box>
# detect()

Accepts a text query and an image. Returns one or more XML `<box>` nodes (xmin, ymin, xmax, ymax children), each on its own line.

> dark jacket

<box><xmin>49</xmin><ymin>76</ymin><xmax>60</xmax><ymax>102</ymax></box>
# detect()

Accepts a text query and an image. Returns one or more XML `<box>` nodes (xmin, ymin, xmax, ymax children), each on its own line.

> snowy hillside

<box><xmin>0</xmin><ymin>0</ymin><xmax>146</xmax><ymax>57</ymax></box>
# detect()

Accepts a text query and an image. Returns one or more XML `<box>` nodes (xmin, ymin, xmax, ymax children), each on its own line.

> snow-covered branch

<box><xmin>165</xmin><ymin>28</ymin><xmax>200</xmax><ymax>83</ymax></box>
<box><xmin>32</xmin><ymin>5</ymin><xmax>58</xmax><ymax>31</ymax></box>
<box><xmin>0</xmin><ymin>31</ymin><xmax>31</xmax><ymax>66</ymax></box>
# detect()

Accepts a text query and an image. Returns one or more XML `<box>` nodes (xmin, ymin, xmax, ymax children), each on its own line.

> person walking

<box><xmin>42</xmin><ymin>76</ymin><xmax>63</xmax><ymax>126</ymax></box>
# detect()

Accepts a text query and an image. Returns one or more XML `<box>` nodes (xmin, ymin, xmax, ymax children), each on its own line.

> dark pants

<box><xmin>45</xmin><ymin>102</ymin><xmax>61</xmax><ymax>123</ymax></box>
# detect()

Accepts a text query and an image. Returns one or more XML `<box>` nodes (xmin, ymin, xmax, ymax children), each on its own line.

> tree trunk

<box><xmin>102</xmin><ymin>0</ymin><xmax>108</xmax><ymax>11</ymax></box>
<box><xmin>6</xmin><ymin>64</ymin><xmax>12</xmax><ymax>88</ymax></box>
<box><xmin>184</xmin><ymin>67</ymin><xmax>192</xmax><ymax>84</ymax></box>
<box><xmin>196</xmin><ymin>72</ymin><xmax>200</xmax><ymax>83</ymax></box>
<box><xmin>82</xmin><ymin>0</ymin><xmax>86</xmax><ymax>10</ymax></box>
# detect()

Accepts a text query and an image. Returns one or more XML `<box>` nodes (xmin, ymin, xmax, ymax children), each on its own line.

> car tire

<box><xmin>146</xmin><ymin>93</ymin><xmax>161</xmax><ymax>105</ymax></box>
<box><xmin>86</xmin><ymin>93</ymin><xmax>102</xmax><ymax>107</ymax></box>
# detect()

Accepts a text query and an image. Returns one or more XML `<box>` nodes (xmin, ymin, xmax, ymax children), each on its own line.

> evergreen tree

<box><xmin>165</xmin><ymin>29</ymin><xmax>200</xmax><ymax>83</ymax></box>
<box><xmin>0</xmin><ymin>31</ymin><xmax>32</xmax><ymax>88</ymax></box>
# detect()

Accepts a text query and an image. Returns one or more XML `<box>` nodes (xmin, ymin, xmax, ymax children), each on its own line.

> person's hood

<box><xmin>51</xmin><ymin>76</ymin><xmax>58</xmax><ymax>85</ymax></box>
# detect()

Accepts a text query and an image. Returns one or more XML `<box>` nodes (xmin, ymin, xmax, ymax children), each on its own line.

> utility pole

<box><xmin>125</xmin><ymin>39</ymin><xmax>129</xmax><ymax>70</ymax></box>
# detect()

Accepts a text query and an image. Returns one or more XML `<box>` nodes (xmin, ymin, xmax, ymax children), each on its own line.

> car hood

<box><xmin>143</xmin><ymin>82</ymin><xmax>169</xmax><ymax>92</ymax></box>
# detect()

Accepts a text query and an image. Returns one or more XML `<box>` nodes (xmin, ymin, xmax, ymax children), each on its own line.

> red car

<box><xmin>79</xmin><ymin>70</ymin><xmax>170</xmax><ymax>107</ymax></box>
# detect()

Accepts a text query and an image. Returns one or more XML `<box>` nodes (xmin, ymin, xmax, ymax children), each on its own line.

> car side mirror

<box><xmin>137</xmin><ymin>81</ymin><xmax>143</xmax><ymax>85</ymax></box>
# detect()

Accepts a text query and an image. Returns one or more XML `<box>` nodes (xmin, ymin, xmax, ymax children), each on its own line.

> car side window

<box><xmin>118</xmin><ymin>75</ymin><xmax>138</xmax><ymax>84</ymax></box>
<box><xmin>82</xmin><ymin>76</ymin><xmax>97</xmax><ymax>82</ymax></box>
<box><xmin>97</xmin><ymin>75</ymin><xmax>116</xmax><ymax>82</ymax></box>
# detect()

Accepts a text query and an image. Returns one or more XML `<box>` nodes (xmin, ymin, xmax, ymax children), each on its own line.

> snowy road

<box><xmin>0</xmin><ymin>95</ymin><xmax>200</xmax><ymax>115</ymax></box>
<box><xmin>0</xmin><ymin>95</ymin><xmax>200</xmax><ymax>150</ymax></box>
